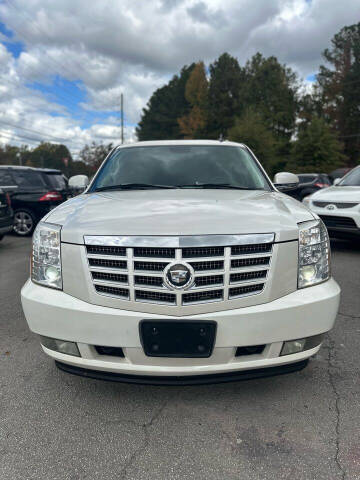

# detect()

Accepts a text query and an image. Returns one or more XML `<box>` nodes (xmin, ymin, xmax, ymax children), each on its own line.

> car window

<box><xmin>12</xmin><ymin>170</ymin><xmax>47</xmax><ymax>189</ymax></box>
<box><xmin>298</xmin><ymin>175</ymin><xmax>316</xmax><ymax>183</ymax></box>
<box><xmin>0</xmin><ymin>170</ymin><xmax>14</xmax><ymax>186</ymax></box>
<box><xmin>44</xmin><ymin>173</ymin><xmax>67</xmax><ymax>190</ymax></box>
<box><xmin>91</xmin><ymin>145</ymin><xmax>271</xmax><ymax>191</ymax></box>
<box><xmin>339</xmin><ymin>167</ymin><xmax>360</xmax><ymax>186</ymax></box>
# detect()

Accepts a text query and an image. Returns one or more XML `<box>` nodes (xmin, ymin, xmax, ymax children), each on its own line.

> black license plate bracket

<box><xmin>140</xmin><ymin>320</ymin><xmax>217</xmax><ymax>358</ymax></box>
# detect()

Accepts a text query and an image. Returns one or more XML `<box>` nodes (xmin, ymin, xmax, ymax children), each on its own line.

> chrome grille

<box><xmin>313</xmin><ymin>201</ymin><xmax>358</xmax><ymax>209</ymax></box>
<box><xmin>85</xmin><ymin>234</ymin><xmax>274</xmax><ymax>306</ymax></box>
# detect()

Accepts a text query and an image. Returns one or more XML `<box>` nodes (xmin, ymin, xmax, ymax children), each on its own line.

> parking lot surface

<box><xmin>0</xmin><ymin>236</ymin><xmax>359</xmax><ymax>480</ymax></box>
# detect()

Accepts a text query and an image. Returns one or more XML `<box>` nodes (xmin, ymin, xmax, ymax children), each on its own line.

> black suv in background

<box><xmin>287</xmin><ymin>173</ymin><xmax>332</xmax><ymax>201</ymax></box>
<box><xmin>0</xmin><ymin>187</ymin><xmax>13</xmax><ymax>241</ymax></box>
<box><xmin>0</xmin><ymin>166</ymin><xmax>68</xmax><ymax>236</ymax></box>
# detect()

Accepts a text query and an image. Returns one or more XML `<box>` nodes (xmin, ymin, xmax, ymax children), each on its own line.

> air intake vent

<box><xmin>133</xmin><ymin>247</ymin><xmax>175</xmax><ymax>258</ymax></box>
<box><xmin>89</xmin><ymin>258</ymin><xmax>127</xmax><ymax>269</ymax></box>
<box><xmin>183</xmin><ymin>289</ymin><xmax>223</xmax><ymax>304</ymax></box>
<box><xmin>134</xmin><ymin>261</ymin><xmax>168</xmax><ymax>272</ymax></box>
<box><xmin>230</xmin><ymin>270</ymin><xmax>267</xmax><ymax>283</ymax></box>
<box><xmin>134</xmin><ymin>275</ymin><xmax>164</xmax><ymax>287</ymax></box>
<box><xmin>135</xmin><ymin>290</ymin><xmax>176</xmax><ymax>304</ymax></box>
<box><xmin>92</xmin><ymin>271</ymin><xmax>128</xmax><ymax>284</ymax></box>
<box><xmin>231</xmin><ymin>257</ymin><xmax>270</xmax><ymax>269</ymax></box>
<box><xmin>87</xmin><ymin>245</ymin><xmax>126</xmax><ymax>256</ymax></box>
<box><xmin>182</xmin><ymin>246</ymin><xmax>224</xmax><ymax>258</ymax></box>
<box><xmin>190</xmin><ymin>260</ymin><xmax>224</xmax><ymax>271</ymax></box>
<box><xmin>95</xmin><ymin>285</ymin><xmax>129</xmax><ymax>298</ymax></box>
<box><xmin>229</xmin><ymin>283</ymin><xmax>264</xmax><ymax>298</ymax></box>
<box><xmin>194</xmin><ymin>275</ymin><xmax>223</xmax><ymax>287</ymax></box>
<box><xmin>231</xmin><ymin>244</ymin><xmax>272</xmax><ymax>255</ymax></box>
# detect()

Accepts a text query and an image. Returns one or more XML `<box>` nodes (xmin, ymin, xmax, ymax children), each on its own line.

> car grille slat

<box><xmin>95</xmin><ymin>284</ymin><xmax>129</xmax><ymax>298</ymax></box>
<box><xmin>313</xmin><ymin>201</ymin><xmax>358</xmax><ymax>209</ymax></box>
<box><xmin>86</xmin><ymin>245</ymin><xmax>126</xmax><ymax>256</ymax></box>
<box><xmin>229</xmin><ymin>283</ymin><xmax>264</xmax><ymax>298</ymax></box>
<box><xmin>133</xmin><ymin>247</ymin><xmax>175</xmax><ymax>258</ymax></box>
<box><xmin>319</xmin><ymin>215</ymin><xmax>358</xmax><ymax>229</ymax></box>
<box><xmin>85</xmin><ymin>237</ymin><xmax>274</xmax><ymax>305</ymax></box>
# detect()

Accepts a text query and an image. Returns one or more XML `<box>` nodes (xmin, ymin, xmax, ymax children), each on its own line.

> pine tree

<box><xmin>136</xmin><ymin>64</ymin><xmax>195</xmax><ymax>140</ymax></box>
<box><xmin>178</xmin><ymin>61</ymin><xmax>208</xmax><ymax>138</ymax></box>
<box><xmin>206</xmin><ymin>53</ymin><xmax>243</xmax><ymax>138</ymax></box>
<box><xmin>317</xmin><ymin>23</ymin><xmax>360</xmax><ymax>164</ymax></box>
<box><xmin>227</xmin><ymin>109</ymin><xmax>278</xmax><ymax>174</ymax></box>
<box><xmin>288</xmin><ymin>117</ymin><xmax>346</xmax><ymax>173</ymax></box>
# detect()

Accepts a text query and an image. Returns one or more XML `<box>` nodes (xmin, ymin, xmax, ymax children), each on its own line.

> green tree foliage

<box><xmin>0</xmin><ymin>144</ymin><xmax>31</xmax><ymax>166</ymax></box>
<box><xmin>241</xmin><ymin>53</ymin><xmax>299</xmax><ymax>145</ymax></box>
<box><xmin>317</xmin><ymin>23</ymin><xmax>360</xmax><ymax>164</ymax></box>
<box><xmin>136</xmin><ymin>64</ymin><xmax>195</xmax><ymax>140</ymax></box>
<box><xmin>287</xmin><ymin>117</ymin><xmax>346</xmax><ymax>173</ymax></box>
<box><xmin>78</xmin><ymin>142</ymin><xmax>114</xmax><ymax>173</ymax></box>
<box><xmin>178</xmin><ymin>61</ymin><xmax>208</xmax><ymax>138</ymax></box>
<box><xmin>227</xmin><ymin>109</ymin><xmax>278</xmax><ymax>174</ymax></box>
<box><xmin>206</xmin><ymin>53</ymin><xmax>243</xmax><ymax>138</ymax></box>
<box><xmin>27</xmin><ymin>143</ymin><xmax>73</xmax><ymax>174</ymax></box>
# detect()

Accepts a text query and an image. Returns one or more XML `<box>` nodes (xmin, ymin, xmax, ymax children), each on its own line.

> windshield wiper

<box><xmin>93</xmin><ymin>183</ymin><xmax>175</xmax><ymax>192</ymax></box>
<box><xmin>177</xmin><ymin>183</ymin><xmax>263</xmax><ymax>190</ymax></box>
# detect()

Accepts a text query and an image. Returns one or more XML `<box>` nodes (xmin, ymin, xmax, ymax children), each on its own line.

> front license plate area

<box><xmin>140</xmin><ymin>321</ymin><xmax>217</xmax><ymax>358</ymax></box>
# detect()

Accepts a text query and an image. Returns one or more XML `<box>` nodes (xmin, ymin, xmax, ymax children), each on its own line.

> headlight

<box><xmin>298</xmin><ymin>219</ymin><xmax>330</xmax><ymax>288</ymax></box>
<box><xmin>31</xmin><ymin>222</ymin><xmax>62</xmax><ymax>290</ymax></box>
<box><xmin>302</xmin><ymin>196</ymin><xmax>312</xmax><ymax>206</ymax></box>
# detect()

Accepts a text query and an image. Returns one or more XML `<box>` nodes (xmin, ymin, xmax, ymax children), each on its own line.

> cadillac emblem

<box><xmin>164</xmin><ymin>262</ymin><xmax>194</xmax><ymax>290</ymax></box>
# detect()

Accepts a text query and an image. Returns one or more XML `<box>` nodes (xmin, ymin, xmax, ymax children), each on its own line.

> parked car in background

<box><xmin>287</xmin><ymin>173</ymin><xmax>331</xmax><ymax>201</ymax></box>
<box><xmin>0</xmin><ymin>166</ymin><xmax>69</xmax><ymax>236</ymax></box>
<box><xmin>0</xmin><ymin>186</ymin><xmax>14</xmax><ymax>241</ymax></box>
<box><xmin>303</xmin><ymin>166</ymin><xmax>360</xmax><ymax>240</ymax></box>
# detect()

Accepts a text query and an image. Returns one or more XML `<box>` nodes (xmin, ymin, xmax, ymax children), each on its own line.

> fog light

<box><xmin>281</xmin><ymin>339</ymin><xmax>306</xmax><ymax>356</ymax></box>
<box><xmin>40</xmin><ymin>336</ymin><xmax>80</xmax><ymax>356</ymax></box>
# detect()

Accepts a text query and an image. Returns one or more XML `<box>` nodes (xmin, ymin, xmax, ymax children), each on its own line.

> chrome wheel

<box><xmin>13</xmin><ymin>211</ymin><xmax>34</xmax><ymax>236</ymax></box>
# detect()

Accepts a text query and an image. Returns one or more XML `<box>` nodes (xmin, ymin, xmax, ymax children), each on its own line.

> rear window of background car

<box><xmin>12</xmin><ymin>170</ymin><xmax>47</xmax><ymax>189</ymax></box>
<box><xmin>0</xmin><ymin>170</ymin><xmax>14</xmax><ymax>186</ymax></box>
<box><xmin>44</xmin><ymin>173</ymin><xmax>67</xmax><ymax>190</ymax></box>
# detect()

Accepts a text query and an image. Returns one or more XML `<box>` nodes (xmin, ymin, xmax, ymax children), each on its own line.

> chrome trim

<box><xmin>84</xmin><ymin>233</ymin><xmax>275</xmax><ymax>248</ymax></box>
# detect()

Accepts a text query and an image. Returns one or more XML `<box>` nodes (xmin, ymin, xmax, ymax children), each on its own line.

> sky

<box><xmin>0</xmin><ymin>0</ymin><xmax>359</xmax><ymax>158</ymax></box>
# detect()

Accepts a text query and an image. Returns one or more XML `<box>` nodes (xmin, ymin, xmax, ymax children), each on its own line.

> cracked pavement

<box><xmin>0</xmin><ymin>236</ymin><xmax>359</xmax><ymax>480</ymax></box>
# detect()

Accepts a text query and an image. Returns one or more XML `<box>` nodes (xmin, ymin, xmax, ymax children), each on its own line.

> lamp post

<box><xmin>16</xmin><ymin>152</ymin><xmax>22</xmax><ymax>166</ymax></box>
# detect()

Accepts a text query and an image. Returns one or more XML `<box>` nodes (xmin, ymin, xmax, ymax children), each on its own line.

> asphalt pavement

<box><xmin>0</xmin><ymin>235</ymin><xmax>359</xmax><ymax>480</ymax></box>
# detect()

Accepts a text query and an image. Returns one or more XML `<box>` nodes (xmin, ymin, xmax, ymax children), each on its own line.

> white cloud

<box><xmin>0</xmin><ymin>0</ymin><xmax>359</xmax><ymax>154</ymax></box>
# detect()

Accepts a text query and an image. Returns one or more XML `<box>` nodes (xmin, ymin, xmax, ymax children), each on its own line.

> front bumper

<box><xmin>309</xmin><ymin>205</ymin><xmax>360</xmax><ymax>237</ymax></box>
<box><xmin>21</xmin><ymin>278</ymin><xmax>340</xmax><ymax>379</ymax></box>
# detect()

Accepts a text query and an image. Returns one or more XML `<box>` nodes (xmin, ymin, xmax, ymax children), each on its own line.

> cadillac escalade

<box><xmin>21</xmin><ymin>140</ymin><xmax>340</xmax><ymax>384</ymax></box>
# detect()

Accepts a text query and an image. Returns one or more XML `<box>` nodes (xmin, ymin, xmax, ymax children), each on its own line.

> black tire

<box><xmin>13</xmin><ymin>209</ymin><xmax>36</xmax><ymax>236</ymax></box>
<box><xmin>0</xmin><ymin>235</ymin><xmax>3</xmax><ymax>242</ymax></box>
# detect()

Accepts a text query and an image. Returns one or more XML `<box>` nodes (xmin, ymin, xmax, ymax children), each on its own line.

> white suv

<box><xmin>303</xmin><ymin>166</ymin><xmax>360</xmax><ymax>240</ymax></box>
<box><xmin>21</xmin><ymin>141</ymin><xmax>340</xmax><ymax>384</ymax></box>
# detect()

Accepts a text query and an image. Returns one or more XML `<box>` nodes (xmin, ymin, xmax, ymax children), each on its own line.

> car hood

<box><xmin>44</xmin><ymin>189</ymin><xmax>315</xmax><ymax>244</ymax></box>
<box><xmin>310</xmin><ymin>185</ymin><xmax>360</xmax><ymax>202</ymax></box>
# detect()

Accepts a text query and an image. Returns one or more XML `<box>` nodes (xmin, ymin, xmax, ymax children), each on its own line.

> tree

<box><xmin>241</xmin><ymin>53</ymin><xmax>299</xmax><ymax>148</ymax></box>
<box><xmin>317</xmin><ymin>23</ymin><xmax>360</xmax><ymax>164</ymax></box>
<box><xmin>178</xmin><ymin>61</ymin><xmax>208</xmax><ymax>138</ymax></box>
<box><xmin>227</xmin><ymin>109</ymin><xmax>278</xmax><ymax>174</ymax></box>
<box><xmin>136</xmin><ymin>64</ymin><xmax>195</xmax><ymax>140</ymax></box>
<box><xmin>27</xmin><ymin>143</ymin><xmax>73</xmax><ymax>174</ymax></box>
<box><xmin>288</xmin><ymin>117</ymin><xmax>346</xmax><ymax>173</ymax></box>
<box><xmin>206</xmin><ymin>53</ymin><xmax>244</xmax><ymax>138</ymax></box>
<box><xmin>0</xmin><ymin>144</ymin><xmax>31</xmax><ymax>166</ymax></box>
<box><xmin>78</xmin><ymin>142</ymin><xmax>114</xmax><ymax>173</ymax></box>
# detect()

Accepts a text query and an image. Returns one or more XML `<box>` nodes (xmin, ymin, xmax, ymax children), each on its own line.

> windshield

<box><xmin>338</xmin><ymin>167</ymin><xmax>360</xmax><ymax>186</ymax></box>
<box><xmin>89</xmin><ymin>145</ymin><xmax>271</xmax><ymax>191</ymax></box>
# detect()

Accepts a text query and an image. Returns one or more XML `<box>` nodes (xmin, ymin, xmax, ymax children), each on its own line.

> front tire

<box><xmin>13</xmin><ymin>209</ymin><xmax>36</xmax><ymax>236</ymax></box>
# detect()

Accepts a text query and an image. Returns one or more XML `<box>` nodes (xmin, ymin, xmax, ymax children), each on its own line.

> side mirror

<box><xmin>273</xmin><ymin>172</ymin><xmax>299</xmax><ymax>191</ymax></box>
<box><xmin>333</xmin><ymin>178</ymin><xmax>341</xmax><ymax>186</ymax></box>
<box><xmin>68</xmin><ymin>175</ymin><xmax>89</xmax><ymax>191</ymax></box>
